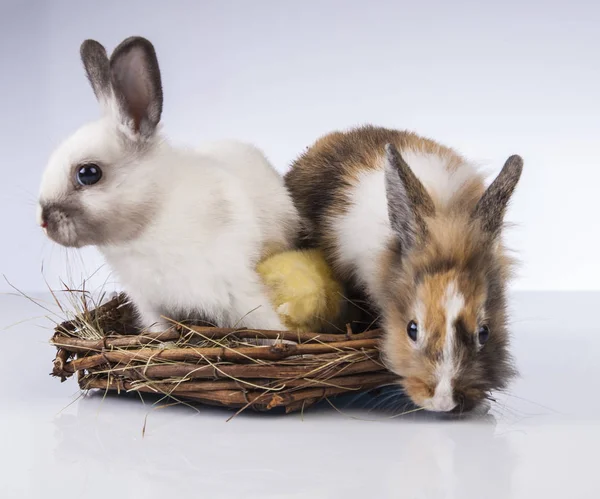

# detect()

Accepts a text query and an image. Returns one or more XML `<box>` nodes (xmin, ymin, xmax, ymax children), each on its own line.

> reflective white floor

<box><xmin>1</xmin><ymin>291</ymin><xmax>599</xmax><ymax>498</ymax></box>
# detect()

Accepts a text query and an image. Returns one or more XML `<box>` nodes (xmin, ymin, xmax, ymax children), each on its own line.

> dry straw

<box><xmin>50</xmin><ymin>293</ymin><xmax>396</xmax><ymax>413</ymax></box>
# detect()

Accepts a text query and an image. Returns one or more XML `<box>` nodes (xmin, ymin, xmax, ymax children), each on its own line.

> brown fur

<box><xmin>285</xmin><ymin>125</ymin><xmax>521</xmax><ymax>412</ymax></box>
<box><xmin>285</xmin><ymin>126</ymin><xmax>467</xmax><ymax>268</ymax></box>
<box><xmin>380</xmin><ymin>214</ymin><xmax>515</xmax><ymax>410</ymax></box>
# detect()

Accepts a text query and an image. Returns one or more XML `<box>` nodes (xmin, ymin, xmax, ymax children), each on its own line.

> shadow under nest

<box><xmin>50</xmin><ymin>293</ymin><xmax>403</xmax><ymax>414</ymax></box>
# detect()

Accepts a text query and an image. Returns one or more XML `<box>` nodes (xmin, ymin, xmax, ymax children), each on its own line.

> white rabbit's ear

<box><xmin>108</xmin><ymin>36</ymin><xmax>163</xmax><ymax>139</ymax></box>
<box><xmin>80</xmin><ymin>40</ymin><xmax>111</xmax><ymax>102</ymax></box>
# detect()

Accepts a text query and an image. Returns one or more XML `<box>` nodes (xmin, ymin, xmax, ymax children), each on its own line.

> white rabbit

<box><xmin>37</xmin><ymin>36</ymin><xmax>299</xmax><ymax>332</ymax></box>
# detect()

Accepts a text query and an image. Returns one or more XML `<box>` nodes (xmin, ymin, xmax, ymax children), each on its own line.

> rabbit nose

<box><xmin>38</xmin><ymin>203</ymin><xmax>50</xmax><ymax>228</ymax></box>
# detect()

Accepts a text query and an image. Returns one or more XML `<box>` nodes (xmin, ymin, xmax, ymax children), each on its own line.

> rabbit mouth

<box><xmin>39</xmin><ymin>201</ymin><xmax>86</xmax><ymax>248</ymax></box>
<box><xmin>45</xmin><ymin>214</ymin><xmax>82</xmax><ymax>247</ymax></box>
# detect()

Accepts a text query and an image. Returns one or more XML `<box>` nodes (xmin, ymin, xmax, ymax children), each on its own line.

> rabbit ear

<box><xmin>80</xmin><ymin>40</ymin><xmax>111</xmax><ymax>101</ymax></box>
<box><xmin>384</xmin><ymin>143</ymin><xmax>435</xmax><ymax>252</ymax></box>
<box><xmin>108</xmin><ymin>36</ymin><xmax>163</xmax><ymax>139</ymax></box>
<box><xmin>472</xmin><ymin>155</ymin><xmax>523</xmax><ymax>236</ymax></box>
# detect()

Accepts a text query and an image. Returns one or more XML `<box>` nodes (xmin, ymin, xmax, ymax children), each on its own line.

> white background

<box><xmin>2</xmin><ymin>5</ymin><xmax>600</xmax><ymax>498</ymax></box>
<box><xmin>2</xmin><ymin>290</ymin><xmax>600</xmax><ymax>498</ymax></box>
<box><xmin>1</xmin><ymin>0</ymin><xmax>599</xmax><ymax>293</ymax></box>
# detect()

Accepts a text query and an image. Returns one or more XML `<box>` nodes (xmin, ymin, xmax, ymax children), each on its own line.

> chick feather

<box><xmin>257</xmin><ymin>249</ymin><xmax>343</xmax><ymax>332</ymax></box>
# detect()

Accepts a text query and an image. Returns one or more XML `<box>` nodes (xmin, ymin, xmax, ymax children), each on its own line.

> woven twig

<box><xmin>50</xmin><ymin>294</ymin><xmax>396</xmax><ymax>413</ymax></box>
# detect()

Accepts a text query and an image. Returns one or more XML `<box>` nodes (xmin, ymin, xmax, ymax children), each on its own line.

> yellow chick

<box><xmin>257</xmin><ymin>248</ymin><xmax>344</xmax><ymax>333</ymax></box>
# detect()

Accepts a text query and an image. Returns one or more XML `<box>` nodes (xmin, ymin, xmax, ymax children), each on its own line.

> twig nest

<box><xmin>50</xmin><ymin>294</ymin><xmax>395</xmax><ymax>413</ymax></box>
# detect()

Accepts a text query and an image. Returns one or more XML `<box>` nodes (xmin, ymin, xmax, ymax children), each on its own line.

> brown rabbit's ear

<box><xmin>472</xmin><ymin>155</ymin><xmax>523</xmax><ymax>236</ymax></box>
<box><xmin>80</xmin><ymin>40</ymin><xmax>111</xmax><ymax>101</ymax></box>
<box><xmin>384</xmin><ymin>143</ymin><xmax>435</xmax><ymax>252</ymax></box>
<box><xmin>109</xmin><ymin>36</ymin><xmax>163</xmax><ymax>138</ymax></box>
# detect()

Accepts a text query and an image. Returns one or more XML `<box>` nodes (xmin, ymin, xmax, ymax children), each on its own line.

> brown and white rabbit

<box><xmin>285</xmin><ymin>126</ymin><xmax>523</xmax><ymax>412</ymax></box>
<box><xmin>37</xmin><ymin>36</ymin><xmax>299</xmax><ymax>332</ymax></box>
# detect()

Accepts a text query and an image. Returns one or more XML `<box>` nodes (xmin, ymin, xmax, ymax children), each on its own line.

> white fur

<box><xmin>413</xmin><ymin>299</ymin><xmax>427</xmax><ymax>350</ymax></box>
<box><xmin>332</xmin><ymin>168</ymin><xmax>392</xmax><ymax>295</ymax></box>
<box><xmin>400</xmin><ymin>149</ymin><xmax>479</xmax><ymax>206</ymax></box>
<box><xmin>332</xmin><ymin>149</ymin><xmax>478</xmax><ymax>300</ymax></box>
<box><xmin>100</xmin><ymin>143</ymin><xmax>297</xmax><ymax>331</ymax></box>
<box><xmin>422</xmin><ymin>281</ymin><xmax>464</xmax><ymax>412</ymax></box>
<box><xmin>39</xmin><ymin>71</ymin><xmax>299</xmax><ymax>332</ymax></box>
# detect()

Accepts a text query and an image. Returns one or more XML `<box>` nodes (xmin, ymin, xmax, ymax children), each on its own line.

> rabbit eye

<box><xmin>478</xmin><ymin>325</ymin><xmax>490</xmax><ymax>345</ymax></box>
<box><xmin>407</xmin><ymin>320</ymin><xmax>418</xmax><ymax>341</ymax></box>
<box><xmin>77</xmin><ymin>163</ymin><xmax>102</xmax><ymax>186</ymax></box>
